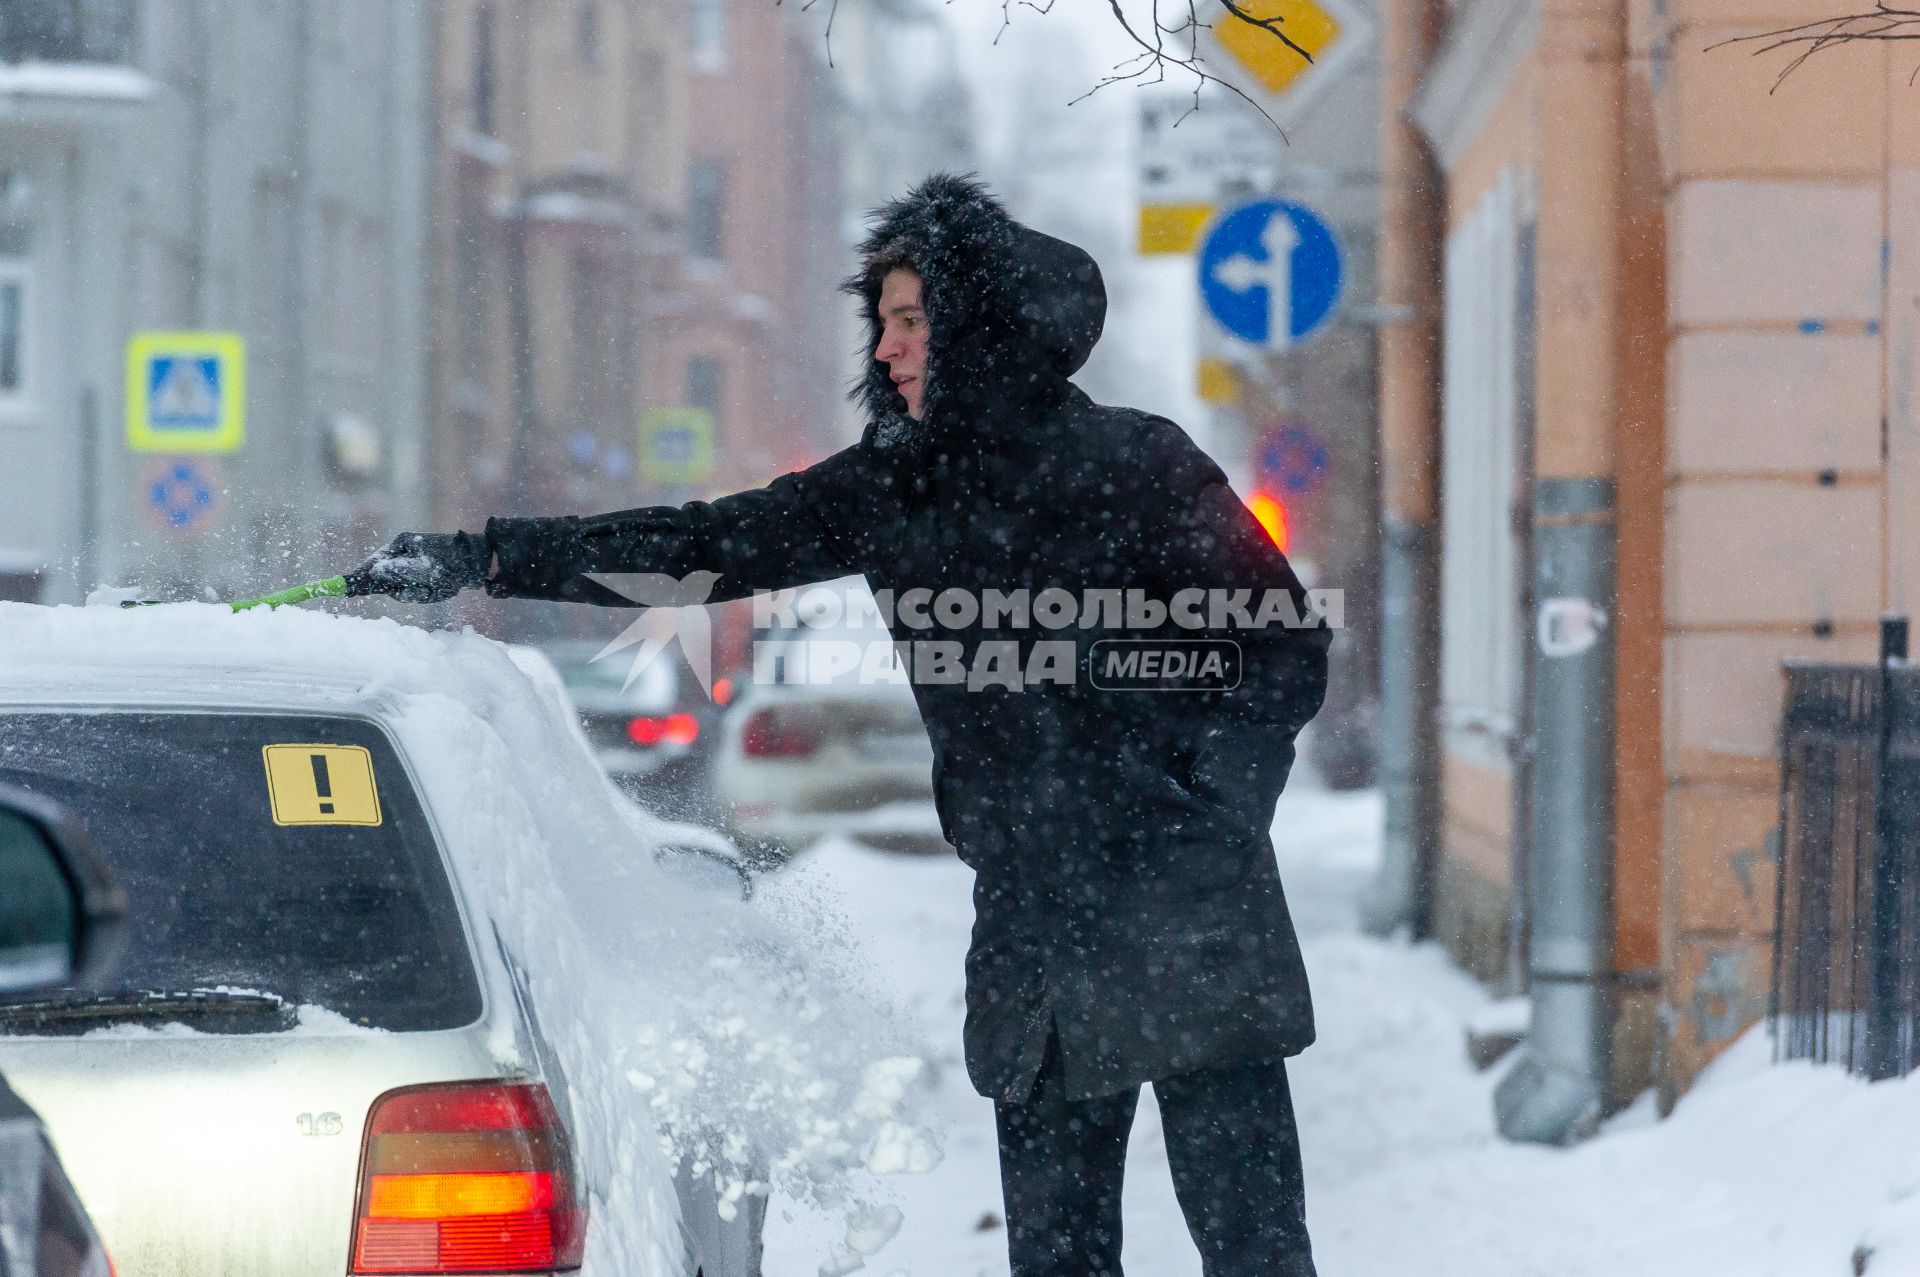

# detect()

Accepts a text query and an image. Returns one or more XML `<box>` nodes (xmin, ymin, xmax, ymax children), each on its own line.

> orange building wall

<box><xmin>1653</xmin><ymin>6</ymin><xmax>1888</xmax><ymax>1094</ymax></box>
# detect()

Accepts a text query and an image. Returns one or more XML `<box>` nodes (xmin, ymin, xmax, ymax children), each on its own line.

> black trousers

<box><xmin>994</xmin><ymin>1039</ymin><xmax>1317</xmax><ymax>1277</ymax></box>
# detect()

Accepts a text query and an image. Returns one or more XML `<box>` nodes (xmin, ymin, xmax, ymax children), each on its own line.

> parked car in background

<box><xmin>0</xmin><ymin>649</ymin><xmax>760</xmax><ymax>1277</ymax></box>
<box><xmin>537</xmin><ymin>639</ymin><xmax>729</xmax><ymax>823</ymax></box>
<box><xmin>0</xmin><ymin>784</ymin><xmax>124</xmax><ymax>1277</ymax></box>
<box><xmin>712</xmin><ymin>585</ymin><xmax>945</xmax><ymax>861</ymax></box>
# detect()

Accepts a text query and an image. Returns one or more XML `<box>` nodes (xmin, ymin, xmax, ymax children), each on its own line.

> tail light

<box><xmin>350</xmin><ymin>1080</ymin><xmax>585</xmax><ymax>1274</ymax></box>
<box><xmin>741</xmin><ymin>708</ymin><xmax>824</xmax><ymax>758</ymax></box>
<box><xmin>627</xmin><ymin>712</ymin><xmax>699</xmax><ymax>746</ymax></box>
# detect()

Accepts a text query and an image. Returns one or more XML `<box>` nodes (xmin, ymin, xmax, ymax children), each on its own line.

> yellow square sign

<box><xmin>262</xmin><ymin>744</ymin><xmax>383</xmax><ymax>827</ymax></box>
<box><xmin>126</xmin><ymin>331</ymin><xmax>247</xmax><ymax>454</ymax></box>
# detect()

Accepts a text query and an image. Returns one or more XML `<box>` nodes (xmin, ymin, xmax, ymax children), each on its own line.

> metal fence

<box><xmin>1772</xmin><ymin>620</ymin><xmax>1920</xmax><ymax>1079</ymax></box>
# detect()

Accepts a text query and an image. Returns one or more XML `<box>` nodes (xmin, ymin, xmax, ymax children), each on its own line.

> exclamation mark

<box><xmin>311</xmin><ymin>754</ymin><xmax>334</xmax><ymax>814</ymax></box>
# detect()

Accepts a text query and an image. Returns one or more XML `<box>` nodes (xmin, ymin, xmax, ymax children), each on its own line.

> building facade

<box><xmin>0</xmin><ymin>0</ymin><xmax>433</xmax><ymax>605</ymax></box>
<box><xmin>1376</xmin><ymin>0</ymin><xmax>1904</xmax><ymax>1126</ymax></box>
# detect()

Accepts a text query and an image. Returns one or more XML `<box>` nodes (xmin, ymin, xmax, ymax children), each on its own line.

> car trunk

<box><xmin>0</xmin><ymin>708</ymin><xmax>503</xmax><ymax>1276</ymax></box>
<box><xmin>0</xmin><ymin>1030</ymin><xmax>503</xmax><ymax>1276</ymax></box>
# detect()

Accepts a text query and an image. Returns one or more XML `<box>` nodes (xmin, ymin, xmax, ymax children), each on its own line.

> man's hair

<box><xmin>862</xmin><ymin>236</ymin><xmax>921</xmax><ymax>297</ymax></box>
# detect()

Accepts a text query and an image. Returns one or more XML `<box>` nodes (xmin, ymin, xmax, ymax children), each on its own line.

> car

<box><xmin>711</xmin><ymin>587</ymin><xmax>946</xmax><ymax>860</ymax></box>
<box><xmin>0</xmin><ymin>782</ymin><xmax>125</xmax><ymax>1277</ymax></box>
<box><xmin>0</xmin><ymin>625</ymin><xmax>763</xmax><ymax>1277</ymax></box>
<box><xmin>536</xmin><ymin>638</ymin><xmax>730</xmax><ymax>824</ymax></box>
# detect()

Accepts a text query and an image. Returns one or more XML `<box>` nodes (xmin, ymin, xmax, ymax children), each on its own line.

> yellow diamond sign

<box><xmin>1215</xmin><ymin>0</ymin><xmax>1342</xmax><ymax>96</ymax></box>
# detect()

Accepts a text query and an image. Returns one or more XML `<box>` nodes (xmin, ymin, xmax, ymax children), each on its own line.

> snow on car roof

<box><xmin>0</xmin><ymin>601</ymin><xmax>496</xmax><ymax>707</ymax></box>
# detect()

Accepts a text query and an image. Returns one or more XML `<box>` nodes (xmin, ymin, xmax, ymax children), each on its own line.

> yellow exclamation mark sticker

<box><xmin>262</xmin><ymin>744</ymin><xmax>383</xmax><ymax>826</ymax></box>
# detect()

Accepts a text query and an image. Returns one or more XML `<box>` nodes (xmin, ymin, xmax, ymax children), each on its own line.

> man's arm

<box><xmin>359</xmin><ymin>445</ymin><xmax>876</xmax><ymax>606</ymax></box>
<box><xmin>1135</xmin><ymin>416</ymin><xmax>1332</xmax><ymax>806</ymax></box>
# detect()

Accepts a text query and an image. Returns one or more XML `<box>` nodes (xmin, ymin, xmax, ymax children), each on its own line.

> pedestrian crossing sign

<box><xmin>640</xmin><ymin>407</ymin><xmax>714</xmax><ymax>485</ymax></box>
<box><xmin>126</xmin><ymin>331</ymin><xmax>246</xmax><ymax>453</ymax></box>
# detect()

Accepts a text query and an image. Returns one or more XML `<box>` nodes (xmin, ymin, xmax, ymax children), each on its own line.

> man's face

<box><xmin>875</xmin><ymin>269</ymin><xmax>930</xmax><ymax>420</ymax></box>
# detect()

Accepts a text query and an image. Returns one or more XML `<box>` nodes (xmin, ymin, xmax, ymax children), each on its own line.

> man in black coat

<box><xmin>359</xmin><ymin>174</ymin><xmax>1330</xmax><ymax>1277</ymax></box>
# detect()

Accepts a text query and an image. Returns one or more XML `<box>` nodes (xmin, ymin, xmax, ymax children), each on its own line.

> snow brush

<box><xmin>119</xmin><ymin>571</ymin><xmax>371</xmax><ymax>612</ymax></box>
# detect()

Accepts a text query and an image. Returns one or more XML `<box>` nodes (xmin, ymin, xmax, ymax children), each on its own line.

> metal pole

<box><xmin>1364</xmin><ymin>0</ymin><xmax>1445</xmax><ymax>940</ymax></box>
<box><xmin>1868</xmin><ymin>615</ymin><xmax>1908</xmax><ymax>1079</ymax></box>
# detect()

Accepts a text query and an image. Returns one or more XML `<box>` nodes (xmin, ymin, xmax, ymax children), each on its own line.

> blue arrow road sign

<box><xmin>1198</xmin><ymin>200</ymin><xmax>1342</xmax><ymax>349</ymax></box>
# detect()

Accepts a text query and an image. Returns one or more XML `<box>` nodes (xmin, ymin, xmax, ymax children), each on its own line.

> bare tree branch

<box><xmin>790</xmin><ymin>0</ymin><xmax>1313</xmax><ymax>137</ymax></box>
<box><xmin>1710</xmin><ymin>3</ymin><xmax>1920</xmax><ymax>91</ymax></box>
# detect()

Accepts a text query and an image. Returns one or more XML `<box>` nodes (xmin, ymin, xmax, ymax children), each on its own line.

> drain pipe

<box><xmin>1365</xmin><ymin>0</ymin><xmax>1445</xmax><ymax>940</ymax></box>
<box><xmin>1492</xmin><ymin>0</ymin><xmax>1625</xmax><ymax>1144</ymax></box>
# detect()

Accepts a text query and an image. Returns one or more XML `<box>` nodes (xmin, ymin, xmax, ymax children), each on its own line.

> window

<box><xmin>690</xmin><ymin>0</ymin><xmax>726</xmax><ymax>72</ymax></box>
<box><xmin>0</xmin><ymin>263</ymin><xmax>25</xmax><ymax>399</ymax></box>
<box><xmin>569</xmin><ymin>250</ymin><xmax>626</xmax><ymax>430</ymax></box>
<box><xmin>140</xmin><ymin>0</ymin><xmax>190</xmax><ymax>82</ymax></box>
<box><xmin>251</xmin><ymin>177</ymin><xmax>298</xmax><ymax>336</ymax></box>
<box><xmin>688</xmin><ymin>158</ymin><xmax>726</xmax><ymax>262</ymax></box>
<box><xmin>1439</xmin><ymin>169</ymin><xmax>1529</xmax><ymax>763</ymax></box>
<box><xmin>578</xmin><ymin>2</ymin><xmax>600</xmax><ymax>69</ymax></box>
<box><xmin>473</xmin><ymin>4</ymin><xmax>497</xmax><ymax>137</ymax></box>
<box><xmin>0</xmin><ymin>711</ymin><xmax>483</xmax><ymax>1032</ymax></box>
<box><xmin>453</xmin><ymin>181</ymin><xmax>492</xmax><ymax>385</ymax></box>
<box><xmin>687</xmin><ymin>355</ymin><xmax>723</xmax><ymax>420</ymax></box>
<box><xmin>134</xmin><ymin>231</ymin><xmax>195</xmax><ymax>330</ymax></box>
<box><xmin>350</xmin><ymin>215</ymin><xmax>388</xmax><ymax>368</ymax></box>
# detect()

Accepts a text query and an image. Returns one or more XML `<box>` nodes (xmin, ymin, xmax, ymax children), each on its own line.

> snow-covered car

<box><xmin>537</xmin><ymin>639</ymin><xmax>727</xmax><ymax>823</ymax></box>
<box><xmin>0</xmin><ymin>610</ymin><xmax>765</xmax><ymax>1277</ymax></box>
<box><xmin>711</xmin><ymin>591</ymin><xmax>945</xmax><ymax>859</ymax></box>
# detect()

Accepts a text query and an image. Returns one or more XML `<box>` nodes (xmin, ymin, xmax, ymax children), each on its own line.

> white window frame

<box><xmin>1439</xmin><ymin>168</ymin><xmax>1525</xmax><ymax>767</ymax></box>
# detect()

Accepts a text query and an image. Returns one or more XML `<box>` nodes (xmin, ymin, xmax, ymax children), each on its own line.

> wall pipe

<box><xmin>1492</xmin><ymin>0</ymin><xmax>1626</xmax><ymax>1144</ymax></box>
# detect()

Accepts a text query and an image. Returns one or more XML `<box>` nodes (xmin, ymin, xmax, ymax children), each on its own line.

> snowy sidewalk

<box><xmin>758</xmin><ymin>775</ymin><xmax>1920</xmax><ymax>1277</ymax></box>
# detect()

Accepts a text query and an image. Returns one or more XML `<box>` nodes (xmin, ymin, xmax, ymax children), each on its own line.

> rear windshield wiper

<box><xmin>0</xmin><ymin>989</ymin><xmax>296</xmax><ymax>1034</ymax></box>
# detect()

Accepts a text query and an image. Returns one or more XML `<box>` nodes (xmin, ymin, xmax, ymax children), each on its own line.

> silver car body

<box><xmin>0</xmin><ymin>658</ymin><xmax>753</xmax><ymax>1277</ymax></box>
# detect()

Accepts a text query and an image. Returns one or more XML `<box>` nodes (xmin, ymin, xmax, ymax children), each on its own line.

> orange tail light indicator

<box><xmin>350</xmin><ymin>1081</ymin><xmax>585</xmax><ymax>1275</ymax></box>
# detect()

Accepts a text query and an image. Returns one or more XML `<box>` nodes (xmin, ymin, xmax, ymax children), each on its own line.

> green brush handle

<box><xmin>227</xmin><ymin>575</ymin><xmax>349</xmax><ymax>612</ymax></box>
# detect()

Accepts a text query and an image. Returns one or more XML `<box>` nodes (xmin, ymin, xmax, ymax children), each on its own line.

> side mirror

<box><xmin>0</xmin><ymin>784</ymin><xmax>127</xmax><ymax>996</ymax></box>
<box><xmin>654</xmin><ymin>845</ymin><xmax>753</xmax><ymax>902</ymax></box>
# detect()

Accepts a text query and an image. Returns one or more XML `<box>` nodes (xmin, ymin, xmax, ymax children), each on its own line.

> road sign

<box><xmin>1137</xmin><ymin>95</ymin><xmax>1280</xmax><ymax>255</ymax></box>
<box><xmin>126</xmin><ymin>331</ymin><xmax>246</xmax><ymax>453</ymax></box>
<box><xmin>640</xmin><ymin>408</ymin><xmax>714</xmax><ymax>485</ymax></box>
<box><xmin>1199</xmin><ymin>199</ymin><xmax>1343</xmax><ymax>350</ymax></box>
<box><xmin>141</xmin><ymin>457</ymin><xmax>222</xmax><ymax>533</ymax></box>
<box><xmin>1258</xmin><ymin>420</ymin><xmax>1332</xmax><ymax>496</ymax></box>
<box><xmin>1198</xmin><ymin>0</ymin><xmax>1371</xmax><ymax>126</ymax></box>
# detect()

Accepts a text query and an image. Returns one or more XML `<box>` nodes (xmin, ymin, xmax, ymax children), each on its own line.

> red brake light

<box><xmin>350</xmin><ymin>1081</ymin><xmax>585</xmax><ymax>1275</ymax></box>
<box><xmin>627</xmin><ymin>712</ymin><xmax>699</xmax><ymax>746</ymax></box>
<box><xmin>741</xmin><ymin>708</ymin><xmax>824</xmax><ymax>758</ymax></box>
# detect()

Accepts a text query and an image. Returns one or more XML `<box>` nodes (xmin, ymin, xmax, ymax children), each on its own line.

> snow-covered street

<box><xmin>760</xmin><ymin>768</ymin><xmax>1920</xmax><ymax>1277</ymax></box>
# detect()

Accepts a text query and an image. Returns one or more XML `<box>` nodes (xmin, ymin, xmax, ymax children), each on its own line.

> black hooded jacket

<box><xmin>486</xmin><ymin>175</ymin><xmax>1331</xmax><ymax>1104</ymax></box>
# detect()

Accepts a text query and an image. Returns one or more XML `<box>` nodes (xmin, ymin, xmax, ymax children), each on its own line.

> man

<box><xmin>359</xmin><ymin>174</ymin><xmax>1329</xmax><ymax>1276</ymax></box>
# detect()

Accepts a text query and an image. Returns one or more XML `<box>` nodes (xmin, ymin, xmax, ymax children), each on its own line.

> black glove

<box><xmin>348</xmin><ymin>531</ymin><xmax>492</xmax><ymax>604</ymax></box>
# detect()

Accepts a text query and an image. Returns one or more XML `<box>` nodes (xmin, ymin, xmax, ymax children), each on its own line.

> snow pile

<box><xmin>763</xmin><ymin>776</ymin><xmax>1920</xmax><ymax>1277</ymax></box>
<box><xmin>0</xmin><ymin>602</ymin><xmax>937</xmax><ymax>1271</ymax></box>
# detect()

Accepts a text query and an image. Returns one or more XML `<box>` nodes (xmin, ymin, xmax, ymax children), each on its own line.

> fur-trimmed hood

<box><xmin>846</xmin><ymin>174</ymin><xmax>1106</xmax><ymax>453</ymax></box>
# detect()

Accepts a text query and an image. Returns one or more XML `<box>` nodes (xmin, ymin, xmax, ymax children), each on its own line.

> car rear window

<box><xmin>0</xmin><ymin>711</ymin><xmax>482</xmax><ymax>1032</ymax></box>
